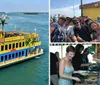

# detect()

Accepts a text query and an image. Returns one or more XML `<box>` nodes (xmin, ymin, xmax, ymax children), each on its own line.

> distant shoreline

<box><xmin>23</xmin><ymin>12</ymin><xmax>48</xmax><ymax>15</ymax></box>
<box><xmin>0</xmin><ymin>12</ymin><xmax>48</xmax><ymax>14</ymax></box>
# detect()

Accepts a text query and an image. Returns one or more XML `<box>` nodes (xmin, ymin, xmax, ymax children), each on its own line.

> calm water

<box><xmin>0</xmin><ymin>13</ymin><xmax>49</xmax><ymax>85</ymax></box>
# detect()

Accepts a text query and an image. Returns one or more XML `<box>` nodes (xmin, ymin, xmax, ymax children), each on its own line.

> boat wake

<box><xmin>35</xmin><ymin>57</ymin><xmax>41</xmax><ymax>59</ymax></box>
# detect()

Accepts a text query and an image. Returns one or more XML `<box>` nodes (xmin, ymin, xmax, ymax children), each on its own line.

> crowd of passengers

<box><xmin>50</xmin><ymin>15</ymin><xmax>100</xmax><ymax>42</ymax></box>
<box><xmin>5</xmin><ymin>32</ymin><xmax>24</xmax><ymax>37</ymax></box>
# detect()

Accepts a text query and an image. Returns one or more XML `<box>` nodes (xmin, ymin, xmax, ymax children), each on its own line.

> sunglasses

<box><xmin>74</xmin><ymin>21</ymin><xmax>80</xmax><ymax>25</ymax></box>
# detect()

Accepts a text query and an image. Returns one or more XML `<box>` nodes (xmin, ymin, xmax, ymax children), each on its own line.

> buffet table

<box><xmin>97</xmin><ymin>72</ymin><xmax>100</xmax><ymax>85</ymax></box>
<box><xmin>75</xmin><ymin>71</ymin><xmax>99</xmax><ymax>85</ymax></box>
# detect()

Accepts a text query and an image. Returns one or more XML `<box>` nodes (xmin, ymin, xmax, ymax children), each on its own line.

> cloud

<box><xmin>50</xmin><ymin>4</ymin><xmax>81</xmax><ymax>17</ymax></box>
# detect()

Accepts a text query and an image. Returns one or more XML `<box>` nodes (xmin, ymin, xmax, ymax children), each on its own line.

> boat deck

<box><xmin>5</xmin><ymin>31</ymin><xmax>30</xmax><ymax>38</ymax></box>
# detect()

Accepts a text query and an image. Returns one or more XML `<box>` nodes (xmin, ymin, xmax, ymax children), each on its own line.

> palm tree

<box><xmin>25</xmin><ymin>38</ymin><xmax>37</xmax><ymax>55</ymax></box>
<box><xmin>25</xmin><ymin>39</ymin><xmax>31</xmax><ymax>46</ymax></box>
<box><xmin>30</xmin><ymin>38</ymin><xmax>37</xmax><ymax>54</ymax></box>
<box><xmin>31</xmin><ymin>38</ymin><xmax>37</xmax><ymax>45</ymax></box>
<box><xmin>0</xmin><ymin>15</ymin><xmax>11</xmax><ymax>37</ymax></box>
<box><xmin>25</xmin><ymin>38</ymin><xmax>31</xmax><ymax>54</ymax></box>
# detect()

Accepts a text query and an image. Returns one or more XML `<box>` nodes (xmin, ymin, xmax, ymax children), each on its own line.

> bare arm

<box><xmin>59</xmin><ymin>59</ymin><xmax>80</xmax><ymax>81</ymax></box>
<box><xmin>71</xmin><ymin>35</ymin><xmax>77</xmax><ymax>42</ymax></box>
<box><xmin>50</xmin><ymin>26</ymin><xmax>55</xmax><ymax>35</ymax></box>
<box><xmin>93</xmin><ymin>58</ymin><xmax>100</xmax><ymax>62</ymax></box>
<box><xmin>91</xmin><ymin>39</ymin><xmax>100</xmax><ymax>42</ymax></box>
<box><xmin>77</xmin><ymin>36</ymin><xmax>85</xmax><ymax>42</ymax></box>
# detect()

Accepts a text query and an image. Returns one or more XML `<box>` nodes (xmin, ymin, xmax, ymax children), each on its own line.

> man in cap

<box><xmin>50</xmin><ymin>16</ymin><xmax>66</xmax><ymax>42</ymax></box>
<box><xmin>63</xmin><ymin>17</ymin><xmax>77</xmax><ymax>42</ymax></box>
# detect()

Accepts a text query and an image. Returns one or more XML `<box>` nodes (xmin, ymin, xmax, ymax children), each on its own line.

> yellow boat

<box><xmin>0</xmin><ymin>15</ymin><xmax>43</xmax><ymax>68</ymax></box>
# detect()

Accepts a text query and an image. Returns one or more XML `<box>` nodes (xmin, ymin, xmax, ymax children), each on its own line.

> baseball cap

<box><xmin>59</xmin><ymin>16</ymin><xmax>66</xmax><ymax>21</ymax></box>
<box><xmin>66</xmin><ymin>17</ymin><xmax>72</xmax><ymax>22</ymax></box>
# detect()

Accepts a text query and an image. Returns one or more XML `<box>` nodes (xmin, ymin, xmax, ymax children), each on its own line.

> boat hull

<box><xmin>0</xmin><ymin>49</ymin><xmax>43</xmax><ymax>68</ymax></box>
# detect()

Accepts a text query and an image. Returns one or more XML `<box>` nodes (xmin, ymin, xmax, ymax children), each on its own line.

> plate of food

<box><xmin>85</xmin><ymin>76</ymin><xmax>98</xmax><ymax>84</ymax></box>
<box><xmin>78</xmin><ymin>71</ymin><xmax>88</xmax><ymax>76</ymax></box>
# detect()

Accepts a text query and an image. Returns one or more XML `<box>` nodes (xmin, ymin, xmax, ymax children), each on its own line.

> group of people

<box><xmin>50</xmin><ymin>44</ymin><xmax>92</xmax><ymax>85</ymax></box>
<box><xmin>50</xmin><ymin>15</ymin><xmax>100</xmax><ymax>42</ymax></box>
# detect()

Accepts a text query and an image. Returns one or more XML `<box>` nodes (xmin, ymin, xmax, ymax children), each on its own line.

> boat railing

<box><xmin>4</xmin><ymin>33</ymin><xmax>39</xmax><ymax>42</ymax></box>
<box><xmin>5</xmin><ymin>36</ymin><xmax>25</xmax><ymax>41</ymax></box>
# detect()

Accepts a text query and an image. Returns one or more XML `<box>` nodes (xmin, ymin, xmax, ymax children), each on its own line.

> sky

<box><xmin>0</xmin><ymin>0</ymin><xmax>48</xmax><ymax>12</ymax></box>
<box><xmin>51</xmin><ymin>0</ymin><xmax>100</xmax><ymax>17</ymax></box>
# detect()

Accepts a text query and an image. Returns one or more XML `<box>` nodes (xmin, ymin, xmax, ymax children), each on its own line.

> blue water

<box><xmin>0</xmin><ymin>13</ymin><xmax>49</xmax><ymax>85</ymax></box>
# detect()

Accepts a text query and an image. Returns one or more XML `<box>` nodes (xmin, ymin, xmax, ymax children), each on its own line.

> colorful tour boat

<box><xmin>0</xmin><ymin>15</ymin><xmax>43</xmax><ymax>68</ymax></box>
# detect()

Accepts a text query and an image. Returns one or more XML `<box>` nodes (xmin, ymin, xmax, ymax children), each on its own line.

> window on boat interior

<box><xmin>19</xmin><ymin>52</ymin><xmax>21</xmax><ymax>57</ymax></box>
<box><xmin>19</xmin><ymin>42</ymin><xmax>21</xmax><ymax>47</ymax></box>
<box><xmin>1</xmin><ymin>56</ymin><xmax>3</xmax><ymax>62</ymax></box>
<box><xmin>12</xmin><ymin>53</ymin><xmax>14</xmax><ymax>59</ymax></box>
<box><xmin>5</xmin><ymin>45</ymin><xmax>8</xmax><ymax>50</ymax></box>
<box><xmin>22</xmin><ymin>51</ymin><xmax>24</xmax><ymax>56</ymax></box>
<box><xmin>13</xmin><ymin>43</ymin><xmax>15</xmax><ymax>48</ymax></box>
<box><xmin>1</xmin><ymin>45</ymin><xmax>4</xmax><ymax>51</ymax></box>
<box><xmin>16</xmin><ymin>43</ymin><xmax>18</xmax><ymax>48</ymax></box>
<box><xmin>8</xmin><ymin>54</ymin><xmax>11</xmax><ymax>60</ymax></box>
<box><xmin>5</xmin><ymin>55</ymin><xmax>7</xmax><ymax>61</ymax></box>
<box><xmin>22</xmin><ymin>42</ymin><xmax>24</xmax><ymax>47</ymax></box>
<box><xmin>9</xmin><ymin>44</ymin><xmax>11</xmax><ymax>49</ymax></box>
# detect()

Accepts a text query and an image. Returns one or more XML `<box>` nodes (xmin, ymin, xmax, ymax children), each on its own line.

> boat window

<box><xmin>16</xmin><ymin>43</ymin><xmax>18</xmax><ymax>48</ymax></box>
<box><xmin>5</xmin><ymin>55</ymin><xmax>7</xmax><ymax>61</ymax></box>
<box><xmin>9</xmin><ymin>54</ymin><xmax>11</xmax><ymax>60</ymax></box>
<box><xmin>5</xmin><ymin>45</ymin><xmax>8</xmax><ymax>50</ymax></box>
<box><xmin>1</xmin><ymin>56</ymin><xmax>3</xmax><ymax>62</ymax></box>
<box><xmin>25</xmin><ymin>49</ymin><xmax>28</xmax><ymax>56</ymax></box>
<box><xmin>22</xmin><ymin>42</ymin><xmax>24</xmax><ymax>47</ymax></box>
<box><xmin>1</xmin><ymin>45</ymin><xmax>4</xmax><ymax>51</ymax></box>
<box><xmin>9</xmin><ymin>44</ymin><xmax>11</xmax><ymax>49</ymax></box>
<box><xmin>19</xmin><ymin>42</ymin><xmax>21</xmax><ymax>47</ymax></box>
<box><xmin>12</xmin><ymin>53</ymin><xmax>14</xmax><ymax>59</ymax></box>
<box><xmin>22</xmin><ymin>51</ymin><xmax>24</xmax><ymax>56</ymax></box>
<box><xmin>16</xmin><ymin>53</ymin><xmax>18</xmax><ymax>58</ymax></box>
<box><xmin>19</xmin><ymin>52</ymin><xmax>21</xmax><ymax>57</ymax></box>
<box><xmin>13</xmin><ymin>43</ymin><xmax>15</xmax><ymax>48</ymax></box>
